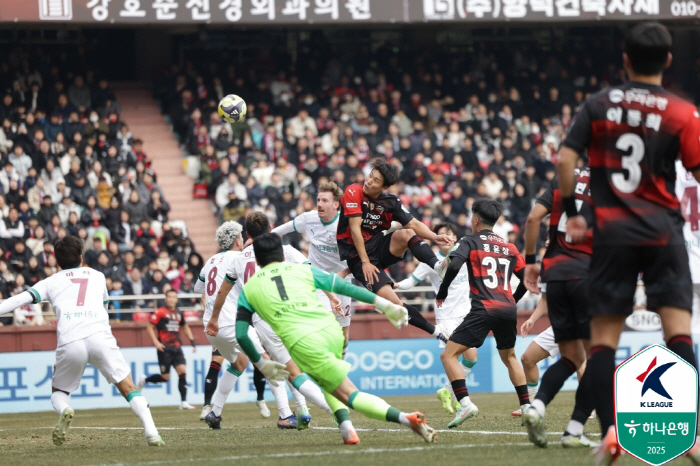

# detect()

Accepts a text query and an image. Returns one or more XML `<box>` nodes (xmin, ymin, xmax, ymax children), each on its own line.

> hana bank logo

<box><xmin>637</xmin><ymin>356</ymin><xmax>676</xmax><ymax>405</ymax></box>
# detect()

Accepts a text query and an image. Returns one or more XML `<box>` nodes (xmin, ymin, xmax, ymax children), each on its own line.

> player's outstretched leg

<box><xmin>268</xmin><ymin>375</ymin><xmax>296</xmax><ymax>428</ymax></box>
<box><xmin>115</xmin><ymin>376</ymin><xmax>163</xmax><ymax>446</ymax></box>
<box><xmin>324</xmin><ymin>390</ymin><xmax>359</xmax><ymax>444</ymax></box>
<box><xmin>440</xmin><ymin>342</ymin><xmax>479</xmax><ymax>428</ymax></box>
<box><xmin>205</xmin><ymin>365</ymin><xmax>244</xmax><ymax>429</ymax></box>
<box><xmin>288</xmin><ymin>381</ymin><xmax>312</xmax><ymax>430</ymax></box>
<box><xmin>334</xmin><ymin>380</ymin><xmax>437</xmax><ymax>443</ymax></box>
<box><xmin>51</xmin><ymin>390</ymin><xmax>74</xmax><ymax>446</ymax></box>
<box><xmin>201</xmin><ymin>355</ymin><xmax>222</xmax><ymax>420</ymax></box>
<box><xmin>513</xmin><ymin>339</ymin><xmax>549</xmax><ymax>417</ymax></box>
<box><xmin>292</xmin><ymin>374</ymin><xmax>333</xmax><ymax>414</ymax></box>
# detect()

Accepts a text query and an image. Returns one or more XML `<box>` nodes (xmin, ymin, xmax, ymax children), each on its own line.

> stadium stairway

<box><xmin>113</xmin><ymin>82</ymin><xmax>219</xmax><ymax>259</ymax></box>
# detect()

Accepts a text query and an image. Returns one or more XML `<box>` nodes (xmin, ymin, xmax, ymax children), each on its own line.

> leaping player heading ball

<box><xmin>337</xmin><ymin>157</ymin><xmax>454</xmax><ymax>341</ymax></box>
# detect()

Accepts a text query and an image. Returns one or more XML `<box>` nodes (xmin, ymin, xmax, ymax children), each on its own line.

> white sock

<box><xmin>461</xmin><ymin>365</ymin><xmax>472</xmax><ymax>379</ymax></box>
<box><xmin>527</xmin><ymin>383</ymin><xmax>538</xmax><ymax>400</ymax></box>
<box><xmin>212</xmin><ymin>370</ymin><xmax>240</xmax><ymax>416</ymax></box>
<box><xmin>129</xmin><ymin>395</ymin><xmax>159</xmax><ymax>438</ymax></box>
<box><xmin>51</xmin><ymin>391</ymin><xmax>70</xmax><ymax>414</ymax></box>
<box><xmin>531</xmin><ymin>399</ymin><xmax>546</xmax><ymax>418</ymax></box>
<box><xmin>566</xmin><ymin>419</ymin><xmax>584</xmax><ymax>437</ymax></box>
<box><xmin>297</xmin><ymin>379</ymin><xmax>332</xmax><ymax>415</ymax></box>
<box><xmin>288</xmin><ymin>381</ymin><xmax>307</xmax><ymax>413</ymax></box>
<box><xmin>433</xmin><ymin>260</ymin><xmax>443</xmax><ymax>272</ymax></box>
<box><xmin>459</xmin><ymin>396</ymin><xmax>472</xmax><ymax>407</ymax></box>
<box><xmin>269</xmin><ymin>380</ymin><xmax>292</xmax><ymax>418</ymax></box>
<box><xmin>397</xmin><ymin>412</ymin><xmax>411</xmax><ymax>426</ymax></box>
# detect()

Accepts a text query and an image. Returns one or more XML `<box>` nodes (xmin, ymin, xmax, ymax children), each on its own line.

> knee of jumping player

<box><xmin>520</xmin><ymin>349</ymin><xmax>537</xmax><ymax>369</ymax></box>
<box><xmin>160</xmin><ymin>373</ymin><xmax>171</xmax><ymax>381</ymax></box>
<box><xmin>393</xmin><ymin>228</ymin><xmax>414</xmax><ymax>244</ymax></box>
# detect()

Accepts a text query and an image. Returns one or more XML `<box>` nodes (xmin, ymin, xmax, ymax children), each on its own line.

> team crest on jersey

<box><xmin>376</xmin><ymin>205</ymin><xmax>384</xmax><ymax>213</ymax></box>
<box><xmin>370</xmin><ymin>202</ymin><xmax>375</xmax><ymax>210</ymax></box>
<box><xmin>327</xmin><ymin>234</ymin><xmax>333</xmax><ymax>244</ymax></box>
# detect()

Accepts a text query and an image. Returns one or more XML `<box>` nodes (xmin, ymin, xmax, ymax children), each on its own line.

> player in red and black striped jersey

<box><xmin>557</xmin><ymin>22</ymin><xmax>700</xmax><ymax>463</ymax></box>
<box><xmin>140</xmin><ymin>289</ymin><xmax>198</xmax><ymax>410</ymax></box>
<box><xmin>521</xmin><ymin>166</ymin><xmax>596</xmax><ymax>448</ymax></box>
<box><xmin>337</xmin><ymin>158</ymin><xmax>455</xmax><ymax>341</ymax></box>
<box><xmin>436</xmin><ymin>199</ymin><xmax>529</xmax><ymax>429</ymax></box>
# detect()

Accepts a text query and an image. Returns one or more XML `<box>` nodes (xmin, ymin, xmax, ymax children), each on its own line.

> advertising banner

<box><xmin>1</xmin><ymin>0</ymin><xmax>697</xmax><ymax>24</ymax></box>
<box><xmin>0</xmin><ymin>331</ymin><xmax>693</xmax><ymax>413</ymax></box>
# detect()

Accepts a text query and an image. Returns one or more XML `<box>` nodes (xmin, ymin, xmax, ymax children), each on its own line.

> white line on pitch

<box><xmin>82</xmin><ymin>442</ymin><xmax>535</xmax><ymax>466</ymax></box>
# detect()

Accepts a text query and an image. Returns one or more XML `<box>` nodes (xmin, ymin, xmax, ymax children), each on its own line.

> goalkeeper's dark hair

<box><xmin>245</xmin><ymin>211</ymin><xmax>270</xmax><ymax>240</ymax></box>
<box><xmin>55</xmin><ymin>236</ymin><xmax>83</xmax><ymax>269</ymax></box>
<box><xmin>370</xmin><ymin>157</ymin><xmax>399</xmax><ymax>187</ymax></box>
<box><xmin>623</xmin><ymin>22</ymin><xmax>672</xmax><ymax>76</ymax></box>
<box><xmin>472</xmin><ymin>199</ymin><xmax>503</xmax><ymax>227</ymax></box>
<box><xmin>434</xmin><ymin>223</ymin><xmax>458</xmax><ymax>237</ymax></box>
<box><xmin>253</xmin><ymin>233</ymin><xmax>284</xmax><ymax>268</ymax></box>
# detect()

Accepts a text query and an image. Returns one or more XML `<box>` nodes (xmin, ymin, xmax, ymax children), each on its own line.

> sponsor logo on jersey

<box><xmin>346</xmin><ymin>203</ymin><xmax>358</xmax><ymax>208</ymax></box>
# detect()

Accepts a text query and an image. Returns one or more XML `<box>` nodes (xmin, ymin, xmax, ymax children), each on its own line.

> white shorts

<box><xmin>253</xmin><ymin>317</ymin><xmax>292</xmax><ymax>364</ymax></box>
<box><xmin>206</xmin><ymin>325</ymin><xmax>265</xmax><ymax>365</ymax></box>
<box><xmin>437</xmin><ymin>316</ymin><xmax>468</xmax><ymax>349</ymax></box>
<box><xmin>533</xmin><ymin>327</ymin><xmax>559</xmax><ymax>358</ymax></box>
<box><xmin>53</xmin><ymin>331</ymin><xmax>131</xmax><ymax>393</ymax></box>
<box><xmin>317</xmin><ymin>289</ymin><xmax>352</xmax><ymax>328</ymax></box>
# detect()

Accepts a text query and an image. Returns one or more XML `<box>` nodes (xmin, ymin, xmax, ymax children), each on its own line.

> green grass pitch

<box><xmin>0</xmin><ymin>392</ymin><xmax>692</xmax><ymax>466</ymax></box>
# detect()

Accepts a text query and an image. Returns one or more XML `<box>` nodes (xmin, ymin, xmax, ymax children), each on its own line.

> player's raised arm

<box><xmin>0</xmin><ymin>290</ymin><xmax>34</xmax><ymax>315</ymax></box>
<box><xmin>271</xmin><ymin>213</ymin><xmax>306</xmax><ymax>237</ymax></box>
<box><xmin>310</xmin><ymin>266</ymin><xmax>408</xmax><ymax>329</ymax></box>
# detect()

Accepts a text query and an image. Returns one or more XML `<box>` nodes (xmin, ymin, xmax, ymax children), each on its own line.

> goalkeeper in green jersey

<box><xmin>234</xmin><ymin>233</ymin><xmax>438</xmax><ymax>444</ymax></box>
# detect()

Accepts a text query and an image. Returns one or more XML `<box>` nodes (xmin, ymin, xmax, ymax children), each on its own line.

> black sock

<box><xmin>178</xmin><ymin>374</ymin><xmax>187</xmax><ymax>402</ymax></box>
<box><xmin>570</xmin><ymin>361</ymin><xmax>595</xmax><ymax>426</ymax></box>
<box><xmin>203</xmin><ymin>361</ymin><xmax>221</xmax><ymax>406</ymax></box>
<box><xmin>588</xmin><ymin>345</ymin><xmax>616</xmax><ymax>434</ymax></box>
<box><xmin>253</xmin><ymin>366</ymin><xmax>266</xmax><ymax>401</ymax></box>
<box><xmin>535</xmin><ymin>357</ymin><xmax>576</xmax><ymax>407</ymax></box>
<box><xmin>405</xmin><ymin>304</ymin><xmax>436</xmax><ymax>335</ymax></box>
<box><xmin>451</xmin><ymin>379</ymin><xmax>469</xmax><ymax>401</ymax></box>
<box><xmin>515</xmin><ymin>384</ymin><xmax>530</xmax><ymax>406</ymax></box>
<box><xmin>667</xmin><ymin>335</ymin><xmax>697</xmax><ymax>369</ymax></box>
<box><xmin>408</xmin><ymin>235</ymin><xmax>438</xmax><ymax>268</ymax></box>
<box><xmin>146</xmin><ymin>374</ymin><xmax>166</xmax><ymax>384</ymax></box>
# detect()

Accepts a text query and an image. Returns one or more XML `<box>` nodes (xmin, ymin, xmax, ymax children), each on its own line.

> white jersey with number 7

<box><xmin>28</xmin><ymin>267</ymin><xmax>111</xmax><ymax>347</ymax></box>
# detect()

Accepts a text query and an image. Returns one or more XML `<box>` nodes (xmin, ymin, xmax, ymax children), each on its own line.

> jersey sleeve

<box><xmin>411</xmin><ymin>262</ymin><xmax>434</xmax><ymax>283</ymax></box>
<box><xmin>237</xmin><ymin>288</ymin><xmax>256</xmax><ymax>314</ymax></box>
<box><xmin>449</xmin><ymin>238</ymin><xmax>472</xmax><ymax>262</ymax></box>
<box><xmin>536</xmin><ymin>185</ymin><xmax>555</xmax><ymax>211</ymax></box>
<box><xmin>284</xmin><ymin>245</ymin><xmax>309</xmax><ymax>264</ymax></box>
<box><xmin>513</xmin><ymin>249</ymin><xmax>526</xmax><ymax>274</ymax></box>
<box><xmin>679</xmin><ymin>107</ymin><xmax>700</xmax><ymax>172</ymax></box>
<box><xmin>225</xmin><ymin>256</ymin><xmax>239</xmax><ymax>284</ymax></box>
<box><xmin>28</xmin><ymin>280</ymin><xmax>48</xmax><ymax>304</ymax></box>
<box><xmin>341</xmin><ymin>185</ymin><xmax>363</xmax><ymax>217</ymax></box>
<box><xmin>562</xmin><ymin>100</ymin><xmax>592</xmax><ymax>154</ymax></box>
<box><xmin>149</xmin><ymin>309</ymin><xmax>163</xmax><ymax>325</ymax></box>
<box><xmin>272</xmin><ymin>218</ymin><xmax>298</xmax><ymax>236</ymax></box>
<box><xmin>392</xmin><ymin>200</ymin><xmax>414</xmax><ymax>225</ymax></box>
<box><xmin>103</xmin><ymin>286</ymin><xmax>109</xmax><ymax>306</ymax></box>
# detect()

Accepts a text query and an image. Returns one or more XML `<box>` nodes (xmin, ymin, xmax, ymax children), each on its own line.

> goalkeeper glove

<box><xmin>374</xmin><ymin>296</ymin><xmax>409</xmax><ymax>329</ymax></box>
<box><xmin>253</xmin><ymin>359</ymin><xmax>290</xmax><ymax>387</ymax></box>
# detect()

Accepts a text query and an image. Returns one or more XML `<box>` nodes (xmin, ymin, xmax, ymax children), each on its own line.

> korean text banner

<box><xmin>2</xmin><ymin>0</ymin><xmax>698</xmax><ymax>24</ymax></box>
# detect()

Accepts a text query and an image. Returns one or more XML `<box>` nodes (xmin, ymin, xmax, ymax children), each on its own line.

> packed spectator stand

<box><xmin>157</xmin><ymin>34</ymin><xmax>695</xmax><ymax>308</ymax></box>
<box><xmin>0</xmin><ymin>48</ymin><xmax>203</xmax><ymax>326</ymax></box>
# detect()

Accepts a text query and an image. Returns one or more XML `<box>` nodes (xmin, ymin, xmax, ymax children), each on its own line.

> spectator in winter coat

<box><xmin>70</xmin><ymin>174</ymin><xmax>95</xmax><ymax>207</ymax></box>
<box><xmin>9</xmin><ymin>145</ymin><xmax>32</xmax><ymax>179</ymax></box>
<box><xmin>124</xmin><ymin>190</ymin><xmax>148</xmax><ymax>226</ymax></box>
<box><xmin>67</xmin><ymin>76</ymin><xmax>91</xmax><ymax>113</ymax></box>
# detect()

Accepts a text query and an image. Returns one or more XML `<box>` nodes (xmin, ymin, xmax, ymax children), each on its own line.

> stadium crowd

<box><xmin>0</xmin><ymin>48</ymin><xmax>204</xmax><ymax>326</ymax></box>
<box><xmin>156</xmin><ymin>37</ymin><xmax>682</xmax><ymax>298</ymax></box>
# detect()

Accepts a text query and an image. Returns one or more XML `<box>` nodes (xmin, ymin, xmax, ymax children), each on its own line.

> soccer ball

<box><xmin>218</xmin><ymin>94</ymin><xmax>247</xmax><ymax>123</ymax></box>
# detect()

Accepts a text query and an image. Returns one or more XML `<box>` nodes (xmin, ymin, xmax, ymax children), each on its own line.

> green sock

<box><xmin>347</xmin><ymin>390</ymin><xmax>402</xmax><ymax>424</ymax></box>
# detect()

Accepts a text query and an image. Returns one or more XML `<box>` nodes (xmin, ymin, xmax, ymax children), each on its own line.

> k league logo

<box><xmin>615</xmin><ymin>344</ymin><xmax>698</xmax><ymax>466</ymax></box>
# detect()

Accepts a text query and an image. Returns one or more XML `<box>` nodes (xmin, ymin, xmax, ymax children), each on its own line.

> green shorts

<box><xmin>290</xmin><ymin>324</ymin><xmax>350</xmax><ymax>393</ymax></box>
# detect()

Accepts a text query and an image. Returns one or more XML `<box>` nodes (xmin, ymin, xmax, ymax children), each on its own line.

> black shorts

<box><xmin>347</xmin><ymin>232</ymin><xmax>405</xmax><ymax>293</ymax></box>
<box><xmin>449</xmin><ymin>312</ymin><xmax>517</xmax><ymax>350</ymax></box>
<box><xmin>157</xmin><ymin>346</ymin><xmax>186</xmax><ymax>373</ymax></box>
<box><xmin>589</xmin><ymin>245</ymin><xmax>692</xmax><ymax>317</ymax></box>
<box><xmin>212</xmin><ymin>347</ymin><xmax>222</xmax><ymax>357</ymax></box>
<box><xmin>546</xmin><ymin>280</ymin><xmax>590</xmax><ymax>342</ymax></box>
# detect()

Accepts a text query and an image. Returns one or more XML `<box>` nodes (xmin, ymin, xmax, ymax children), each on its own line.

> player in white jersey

<box><xmin>271</xmin><ymin>182</ymin><xmax>353</xmax><ymax>356</ymax></box>
<box><xmin>394</xmin><ymin>223</ymin><xmax>477</xmax><ymax>415</ymax></box>
<box><xmin>194</xmin><ymin>221</ymin><xmax>295</xmax><ymax>429</ymax></box>
<box><xmin>676</xmin><ymin>160</ymin><xmax>700</xmax><ymax>333</ymax></box>
<box><xmin>0</xmin><ymin>237</ymin><xmax>163</xmax><ymax>446</ymax></box>
<box><xmin>206</xmin><ymin>212</ymin><xmax>334</xmax><ymax>429</ymax></box>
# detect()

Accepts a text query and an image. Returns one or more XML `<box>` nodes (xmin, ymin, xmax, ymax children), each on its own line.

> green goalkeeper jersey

<box><xmin>237</xmin><ymin>262</ymin><xmax>375</xmax><ymax>351</ymax></box>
